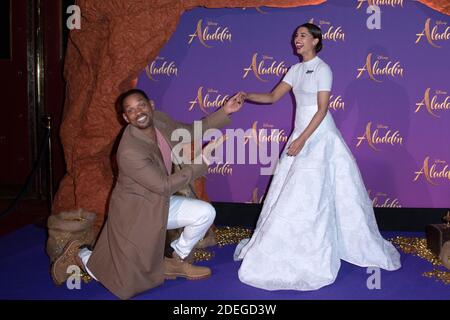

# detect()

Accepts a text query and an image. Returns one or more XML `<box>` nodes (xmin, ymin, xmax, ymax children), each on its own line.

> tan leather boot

<box><xmin>164</xmin><ymin>251</ymin><xmax>211</xmax><ymax>280</ymax></box>
<box><xmin>51</xmin><ymin>239</ymin><xmax>83</xmax><ymax>285</ymax></box>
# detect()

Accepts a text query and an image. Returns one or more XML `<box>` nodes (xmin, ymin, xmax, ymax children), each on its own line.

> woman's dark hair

<box><xmin>116</xmin><ymin>88</ymin><xmax>149</xmax><ymax>113</ymax></box>
<box><xmin>297</xmin><ymin>23</ymin><xmax>323</xmax><ymax>53</ymax></box>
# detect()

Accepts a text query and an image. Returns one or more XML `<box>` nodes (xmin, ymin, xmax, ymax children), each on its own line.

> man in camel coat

<box><xmin>51</xmin><ymin>89</ymin><xmax>243</xmax><ymax>299</ymax></box>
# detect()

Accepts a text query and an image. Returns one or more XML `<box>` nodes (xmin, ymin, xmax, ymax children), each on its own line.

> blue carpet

<box><xmin>0</xmin><ymin>225</ymin><xmax>449</xmax><ymax>300</ymax></box>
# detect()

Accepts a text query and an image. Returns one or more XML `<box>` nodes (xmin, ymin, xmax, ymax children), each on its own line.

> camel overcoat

<box><xmin>87</xmin><ymin>108</ymin><xmax>231</xmax><ymax>299</ymax></box>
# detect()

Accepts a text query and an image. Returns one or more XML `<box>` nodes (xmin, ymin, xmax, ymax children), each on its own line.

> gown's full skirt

<box><xmin>235</xmin><ymin>105</ymin><xmax>401</xmax><ymax>291</ymax></box>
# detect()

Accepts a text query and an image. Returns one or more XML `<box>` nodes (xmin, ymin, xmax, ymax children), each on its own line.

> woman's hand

<box><xmin>286</xmin><ymin>136</ymin><xmax>306</xmax><ymax>156</ymax></box>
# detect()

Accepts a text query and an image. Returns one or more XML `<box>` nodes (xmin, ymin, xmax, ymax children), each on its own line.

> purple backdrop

<box><xmin>137</xmin><ymin>0</ymin><xmax>450</xmax><ymax>208</ymax></box>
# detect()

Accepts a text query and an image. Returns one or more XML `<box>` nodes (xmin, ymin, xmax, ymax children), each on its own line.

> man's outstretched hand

<box><xmin>223</xmin><ymin>92</ymin><xmax>245</xmax><ymax>115</ymax></box>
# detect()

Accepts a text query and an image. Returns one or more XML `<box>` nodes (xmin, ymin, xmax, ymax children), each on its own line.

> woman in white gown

<box><xmin>234</xmin><ymin>23</ymin><xmax>401</xmax><ymax>291</ymax></box>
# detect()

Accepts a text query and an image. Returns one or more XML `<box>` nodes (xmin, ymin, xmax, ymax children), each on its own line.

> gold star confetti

<box><xmin>390</xmin><ymin>236</ymin><xmax>450</xmax><ymax>285</ymax></box>
<box><xmin>80</xmin><ymin>270</ymin><xmax>92</xmax><ymax>283</ymax></box>
<box><xmin>191</xmin><ymin>226</ymin><xmax>253</xmax><ymax>262</ymax></box>
<box><xmin>192</xmin><ymin>248</ymin><xmax>215</xmax><ymax>262</ymax></box>
<box><xmin>423</xmin><ymin>270</ymin><xmax>450</xmax><ymax>285</ymax></box>
<box><xmin>215</xmin><ymin>226</ymin><xmax>253</xmax><ymax>247</ymax></box>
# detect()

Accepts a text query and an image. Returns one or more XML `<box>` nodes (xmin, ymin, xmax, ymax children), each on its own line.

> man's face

<box><xmin>122</xmin><ymin>93</ymin><xmax>154</xmax><ymax>129</ymax></box>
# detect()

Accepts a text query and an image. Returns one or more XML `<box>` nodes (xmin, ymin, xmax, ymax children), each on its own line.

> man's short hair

<box><xmin>117</xmin><ymin>89</ymin><xmax>149</xmax><ymax>113</ymax></box>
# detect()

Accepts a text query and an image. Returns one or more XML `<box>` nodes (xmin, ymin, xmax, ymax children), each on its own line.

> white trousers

<box><xmin>167</xmin><ymin>195</ymin><xmax>216</xmax><ymax>259</ymax></box>
<box><xmin>79</xmin><ymin>195</ymin><xmax>216</xmax><ymax>279</ymax></box>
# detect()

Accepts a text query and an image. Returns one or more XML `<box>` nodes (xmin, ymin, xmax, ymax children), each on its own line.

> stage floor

<box><xmin>0</xmin><ymin>225</ymin><xmax>448</xmax><ymax>300</ymax></box>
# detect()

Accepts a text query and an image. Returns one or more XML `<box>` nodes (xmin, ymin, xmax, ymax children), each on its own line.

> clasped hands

<box><xmin>222</xmin><ymin>92</ymin><xmax>245</xmax><ymax>115</ymax></box>
<box><xmin>177</xmin><ymin>92</ymin><xmax>244</xmax><ymax>165</ymax></box>
<box><xmin>201</xmin><ymin>92</ymin><xmax>246</xmax><ymax>164</ymax></box>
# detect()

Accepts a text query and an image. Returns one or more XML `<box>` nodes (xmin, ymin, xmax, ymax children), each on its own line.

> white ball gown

<box><xmin>234</xmin><ymin>56</ymin><xmax>401</xmax><ymax>291</ymax></box>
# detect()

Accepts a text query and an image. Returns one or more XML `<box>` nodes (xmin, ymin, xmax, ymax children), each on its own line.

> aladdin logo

<box><xmin>356</xmin><ymin>122</ymin><xmax>403</xmax><ymax>151</ymax></box>
<box><xmin>328</xmin><ymin>95</ymin><xmax>345</xmax><ymax>111</ymax></box>
<box><xmin>188</xmin><ymin>19</ymin><xmax>232</xmax><ymax>48</ymax></box>
<box><xmin>246</xmin><ymin>187</ymin><xmax>264</xmax><ymax>204</ymax></box>
<box><xmin>368</xmin><ymin>190</ymin><xmax>402</xmax><ymax>208</ymax></box>
<box><xmin>356</xmin><ymin>53</ymin><xmax>404</xmax><ymax>82</ymax></box>
<box><xmin>145</xmin><ymin>57</ymin><xmax>178</xmax><ymax>81</ymax></box>
<box><xmin>207</xmin><ymin>162</ymin><xmax>233</xmax><ymax>176</ymax></box>
<box><xmin>415</xmin><ymin>19</ymin><xmax>450</xmax><ymax>48</ymax></box>
<box><xmin>415</xmin><ymin>88</ymin><xmax>450</xmax><ymax>118</ymax></box>
<box><xmin>356</xmin><ymin>0</ymin><xmax>403</xmax><ymax>9</ymax></box>
<box><xmin>414</xmin><ymin>157</ymin><xmax>450</xmax><ymax>186</ymax></box>
<box><xmin>243</xmin><ymin>54</ymin><xmax>288</xmax><ymax>82</ymax></box>
<box><xmin>189</xmin><ymin>87</ymin><xmax>229</xmax><ymax>114</ymax></box>
<box><xmin>244</xmin><ymin>122</ymin><xmax>288</xmax><ymax>146</ymax></box>
<box><xmin>309</xmin><ymin>18</ymin><xmax>345</xmax><ymax>42</ymax></box>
